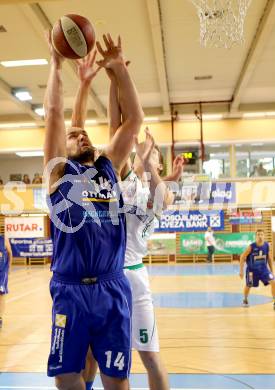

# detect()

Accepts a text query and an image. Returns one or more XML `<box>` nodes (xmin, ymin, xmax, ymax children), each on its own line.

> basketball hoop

<box><xmin>189</xmin><ymin>0</ymin><xmax>252</xmax><ymax>48</ymax></box>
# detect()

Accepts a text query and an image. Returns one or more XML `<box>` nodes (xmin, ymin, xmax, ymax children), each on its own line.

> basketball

<box><xmin>51</xmin><ymin>14</ymin><xmax>95</xmax><ymax>59</ymax></box>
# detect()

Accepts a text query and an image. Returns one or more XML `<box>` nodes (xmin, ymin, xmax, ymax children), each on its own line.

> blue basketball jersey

<box><xmin>0</xmin><ymin>235</ymin><xmax>9</xmax><ymax>274</ymax></box>
<box><xmin>48</xmin><ymin>156</ymin><xmax>126</xmax><ymax>277</ymax></box>
<box><xmin>247</xmin><ymin>241</ymin><xmax>269</xmax><ymax>269</ymax></box>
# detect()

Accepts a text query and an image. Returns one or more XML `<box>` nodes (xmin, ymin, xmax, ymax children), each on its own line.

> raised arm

<box><xmin>164</xmin><ymin>155</ymin><xmax>185</xmax><ymax>182</ymax></box>
<box><xmin>106</xmin><ymin>68</ymin><xmax>122</xmax><ymax>138</ymax></box>
<box><xmin>239</xmin><ymin>245</ymin><xmax>251</xmax><ymax>279</ymax></box>
<box><xmin>71</xmin><ymin>51</ymin><xmax>100</xmax><ymax>128</ymax></box>
<box><xmin>106</xmin><ymin>67</ymin><xmax>132</xmax><ymax>179</ymax></box>
<box><xmin>135</xmin><ymin>129</ymin><xmax>174</xmax><ymax>214</ymax></box>
<box><xmin>97</xmin><ymin>34</ymin><xmax>144</xmax><ymax>173</ymax></box>
<box><xmin>43</xmin><ymin>31</ymin><xmax>66</xmax><ymax>192</ymax></box>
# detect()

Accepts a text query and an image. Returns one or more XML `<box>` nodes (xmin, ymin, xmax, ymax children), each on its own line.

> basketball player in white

<box><xmin>72</xmin><ymin>51</ymin><xmax>184</xmax><ymax>390</ymax></box>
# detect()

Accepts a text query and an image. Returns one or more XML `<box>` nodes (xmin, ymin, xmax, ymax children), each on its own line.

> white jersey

<box><xmin>205</xmin><ymin>231</ymin><xmax>216</xmax><ymax>247</ymax></box>
<box><xmin>121</xmin><ymin>171</ymin><xmax>156</xmax><ymax>267</ymax></box>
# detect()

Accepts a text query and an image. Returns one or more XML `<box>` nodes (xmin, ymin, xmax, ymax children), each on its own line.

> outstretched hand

<box><xmin>96</xmin><ymin>33</ymin><xmax>125</xmax><ymax>70</ymax></box>
<box><xmin>134</xmin><ymin>127</ymin><xmax>155</xmax><ymax>165</ymax></box>
<box><xmin>75</xmin><ymin>50</ymin><xmax>101</xmax><ymax>84</ymax></box>
<box><xmin>45</xmin><ymin>30</ymin><xmax>64</xmax><ymax>67</ymax></box>
<box><xmin>171</xmin><ymin>155</ymin><xmax>185</xmax><ymax>182</ymax></box>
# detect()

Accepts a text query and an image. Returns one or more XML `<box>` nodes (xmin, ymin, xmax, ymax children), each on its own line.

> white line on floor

<box><xmin>6</xmin><ymin>286</ymin><xmax>46</xmax><ymax>303</ymax></box>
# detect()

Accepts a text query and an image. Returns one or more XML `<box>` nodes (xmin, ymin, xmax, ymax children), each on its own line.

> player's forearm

<box><xmin>44</xmin><ymin>62</ymin><xmax>64</xmax><ymax>115</ymax></box>
<box><xmin>144</xmin><ymin>161</ymin><xmax>172</xmax><ymax>211</ymax></box>
<box><xmin>109</xmin><ymin>78</ymin><xmax>121</xmax><ymax>139</ymax></box>
<box><xmin>71</xmin><ymin>80</ymin><xmax>91</xmax><ymax>128</ymax></box>
<box><xmin>44</xmin><ymin>62</ymin><xmax>66</xmax><ymax>165</ymax></box>
<box><xmin>239</xmin><ymin>255</ymin><xmax>245</xmax><ymax>271</ymax></box>
<box><xmin>111</xmin><ymin>63</ymin><xmax>143</xmax><ymax>129</ymax></box>
<box><xmin>8</xmin><ymin>253</ymin><xmax>12</xmax><ymax>267</ymax></box>
<box><xmin>164</xmin><ymin>172</ymin><xmax>180</xmax><ymax>182</ymax></box>
<box><xmin>268</xmin><ymin>258</ymin><xmax>274</xmax><ymax>272</ymax></box>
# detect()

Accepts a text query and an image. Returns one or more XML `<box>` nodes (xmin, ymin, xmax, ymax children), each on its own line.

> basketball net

<box><xmin>189</xmin><ymin>0</ymin><xmax>252</xmax><ymax>48</ymax></box>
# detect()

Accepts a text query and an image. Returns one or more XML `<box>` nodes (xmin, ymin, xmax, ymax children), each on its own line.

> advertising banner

<box><xmin>229</xmin><ymin>211</ymin><xmax>262</xmax><ymax>225</ymax></box>
<box><xmin>180</xmin><ymin>232</ymin><xmax>254</xmax><ymax>255</ymax></box>
<box><xmin>173</xmin><ymin>182</ymin><xmax>236</xmax><ymax>206</ymax></box>
<box><xmin>147</xmin><ymin>233</ymin><xmax>176</xmax><ymax>255</ymax></box>
<box><xmin>5</xmin><ymin>216</ymin><xmax>45</xmax><ymax>238</ymax></box>
<box><xmin>10</xmin><ymin>237</ymin><xmax>53</xmax><ymax>258</ymax></box>
<box><xmin>155</xmin><ymin>210</ymin><xmax>224</xmax><ymax>232</ymax></box>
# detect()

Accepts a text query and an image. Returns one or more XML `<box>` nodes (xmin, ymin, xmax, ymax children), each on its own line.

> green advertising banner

<box><xmin>180</xmin><ymin>232</ymin><xmax>255</xmax><ymax>255</ymax></box>
<box><xmin>148</xmin><ymin>233</ymin><xmax>176</xmax><ymax>255</ymax></box>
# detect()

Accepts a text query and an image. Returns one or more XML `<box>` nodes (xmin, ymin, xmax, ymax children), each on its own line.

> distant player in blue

<box><xmin>0</xmin><ymin>235</ymin><xmax>12</xmax><ymax>328</ymax></box>
<box><xmin>239</xmin><ymin>229</ymin><xmax>275</xmax><ymax>308</ymax></box>
<box><xmin>44</xmin><ymin>32</ymin><xmax>143</xmax><ymax>390</ymax></box>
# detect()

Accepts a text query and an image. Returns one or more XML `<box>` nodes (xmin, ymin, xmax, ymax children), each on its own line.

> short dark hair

<box><xmin>256</xmin><ymin>229</ymin><xmax>264</xmax><ymax>234</ymax></box>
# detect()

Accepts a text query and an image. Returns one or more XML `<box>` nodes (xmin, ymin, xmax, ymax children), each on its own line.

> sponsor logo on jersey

<box><xmin>55</xmin><ymin>314</ymin><xmax>67</xmax><ymax>328</ymax></box>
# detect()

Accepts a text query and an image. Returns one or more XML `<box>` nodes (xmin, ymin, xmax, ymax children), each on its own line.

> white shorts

<box><xmin>124</xmin><ymin>265</ymin><xmax>159</xmax><ymax>352</ymax></box>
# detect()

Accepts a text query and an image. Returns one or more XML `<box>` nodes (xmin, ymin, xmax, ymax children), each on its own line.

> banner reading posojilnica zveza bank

<box><xmin>180</xmin><ymin>232</ymin><xmax>255</xmax><ymax>255</ymax></box>
<box><xmin>154</xmin><ymin>210</ymin><xmax>224</xmax><ymax>232</ymax></box>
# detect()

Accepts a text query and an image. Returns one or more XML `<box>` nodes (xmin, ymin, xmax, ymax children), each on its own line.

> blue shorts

<box><xmin>0</xmin><ymin>271</ymin><xmax>8</xmax><ymax>294</ymax></box>
<box><xmin>47</xmin><ymin>270</ymin><xmax>132</xmax><ymax>379</ymax></box>
<box><xmin>246</xmin><ymin>266</ymin><xmax>274</xmax><ymax>287</ymax></box>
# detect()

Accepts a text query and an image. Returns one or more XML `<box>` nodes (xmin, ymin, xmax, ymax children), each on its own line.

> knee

<box><xmin>55</xmin><ymin>373</ymin><xmax>81</xmax><ymax>390</ymax></box>
<box><xmin>140</xmin><ymin>351</ymin><xmax>162</xmax><ymax>372</ymax></box>
<box><xmin>101</xmin><ymin>375</ymin><xmax>129</xmax><ymax>390</ymax></box>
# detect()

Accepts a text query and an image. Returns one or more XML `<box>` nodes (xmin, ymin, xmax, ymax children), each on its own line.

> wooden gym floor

<box><xmin>1</xmin><ymin>263</ymin><xmax>275</xmax><ymax>389</ymax></box>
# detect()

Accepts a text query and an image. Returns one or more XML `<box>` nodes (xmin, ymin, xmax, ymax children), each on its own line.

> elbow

<box><xmin>128</xmin><ymin>109</ymin><xmax>144</xmax><ymax>128</ymax></box>
<box><xmin>45</xmin><ymin>105</ymin><xmax>63</xmax><ymax>120</ymax></box>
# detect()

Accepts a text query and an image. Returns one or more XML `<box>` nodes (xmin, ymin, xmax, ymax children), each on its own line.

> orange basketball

<box><xmin>51</xmin><ymin>14</ymin><xmax>96</xmax><ymax>59</ymax></box>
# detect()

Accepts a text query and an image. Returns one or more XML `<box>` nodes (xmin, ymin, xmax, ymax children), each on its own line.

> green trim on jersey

<box><xmin>124</xmin><ymin>262</ymin><xmax>144</xmax><ymax>270</ymax></box>
<box><xmin>122</xmin><ymin>170</ymin><xmax>133</xmax><ymax>181</ymax></box>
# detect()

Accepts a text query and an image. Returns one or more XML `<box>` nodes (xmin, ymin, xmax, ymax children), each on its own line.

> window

<box><xmin>203</xmin><ymin>145</ymin><xmax>230</xmax><ymax>179</ymax></box>
<box><xmin>236</xmin><ymin>144</ymin><xmax>275</xmax><ymax>178</ymax></box>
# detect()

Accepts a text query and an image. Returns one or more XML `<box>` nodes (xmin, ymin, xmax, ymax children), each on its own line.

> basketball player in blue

<box><xmin>72</xmin><ymin>56</ymin><xmax>184</xmax><ymax>390</ymax></box>
<box><xmin>44</xmin><ymin>32</ymin><xmax>143</xmax><ymax>390</ymax></box>
<box><xmin>0</xmin><ymin>235</ymin><xmax>12</xmax><ymax>328</ymax></box>
<box><xmin>239</xmin><ymin>229</ymin><xmax>275</xmax><ymax>308</ymax></box>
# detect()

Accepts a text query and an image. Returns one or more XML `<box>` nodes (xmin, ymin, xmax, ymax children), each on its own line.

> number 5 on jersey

<box><xmin>105</xmin><ymin>351</ymin><xmax>125</xmax><ymax>370</ymax></box>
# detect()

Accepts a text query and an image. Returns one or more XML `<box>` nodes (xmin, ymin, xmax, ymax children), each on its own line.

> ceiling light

<box><xmin>210</xmin><ymin>144</ymin><xmax>221</xmax><ymax>148</ymax></box>
<box><xmin>251</xmin><ymin>143</ymin><xmax>264</xmax><ymax>146</ymax></box>
<box><xmin>265</xmin><ymin>112</ymin><xmax>275</xmax><ymax>117</ymax></box>
<box><xmin>202</xmin><ymin>114</ymin><xmax>223</xmax><ymax>120</ymax></box>
<box><xmin>85</xmin><ymin>119</ymin><xmax>98</xmax><ymax>125</ymax></box>
<box><xmin>144</xmin><ymin>117</ymin><xmax>160</xmax><ymax>122</ymax></box>
<box><xmin>194</xmin><ymin>75</ymin><xmax>213</xmax><ymax>80</ymax></box>
<box><xmin>0</xmin><ymin>122</ymin><xmax>36</xmax><ymax>129</ymax></box>
<box><xmin>13</xmin><ymin>89</ymin><xmax>32</xmax><ymax>102</ymax></box>
<box><xmin>243</xmin><ymin>112</ymin><xmax>266</xmax><ymax>118</ymax></box>
<box><xmin>16</xmin><ymin>151</ymin><xmax>44</xmax><ymax>157</ymax></box>
<box><xmin>0</xmin><ymin>59</ymin><xmax>48</xmax><ymax>67</ymax></box>
<box><xmin>34</xmin><ymin>107</ymin><xmax>45</xmax><ymax>117</ymax></box>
